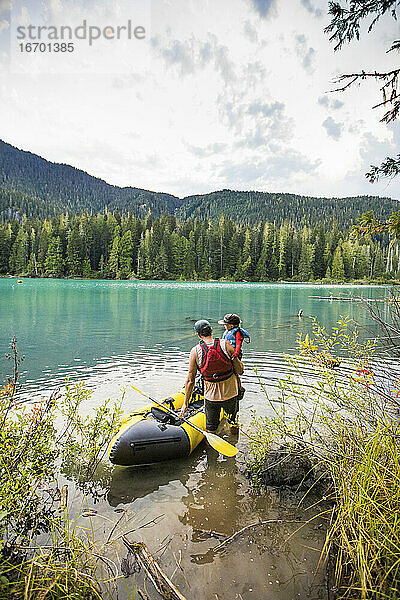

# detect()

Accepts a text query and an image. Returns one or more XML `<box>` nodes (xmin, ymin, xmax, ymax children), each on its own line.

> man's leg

<box><xmin>204</xmin><ymin>399</ymin><xmax>223</xmax><ymax>433</ymax></box>
<box><xmin>222</xmin><ymin>395</ymin><xmax>240</xmax><ymax>429</ymax></box>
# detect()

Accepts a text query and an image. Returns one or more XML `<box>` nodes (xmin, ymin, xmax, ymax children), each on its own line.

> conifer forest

<box><xmin>1</xmin><ymin>210</ymin><xmax>397</xmax><ymax>282</ymax></box>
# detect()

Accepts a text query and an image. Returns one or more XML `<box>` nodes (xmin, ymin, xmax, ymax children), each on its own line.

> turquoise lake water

<box><xmin>1</xmin><ymin>278</ymin><xmax>386</xmax><ymax>404</ymax></box>
<box><xmin>0</xmin><ymin>278</ymin><xmax>389</xmax><ymax>600</ymax></box>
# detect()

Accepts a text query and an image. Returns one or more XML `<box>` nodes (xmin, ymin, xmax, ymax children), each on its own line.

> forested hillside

<box><xmin>0</xmin><ymin>140</ymin><xmax>182</xmax><ymax>220</ymax></box>
<box><xmin>177</xmin><ymin>189</ymin><xmax>400</xmax><ymax>228</ymax></box>
<box><xmin>1</xmin><ymin>211</ymin><xmax>397</xmax><ymax>282</ymax></box>
<box><xmin>1</xmin><ymin>141</ymin><xmax>399</xmax><ymax>228</ymax></box>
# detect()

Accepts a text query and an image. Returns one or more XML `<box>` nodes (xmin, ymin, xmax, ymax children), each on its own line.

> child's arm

<box><xmin>226</xmin><ymin>341</ymin><xmax>244</xmax><ymax>375</ymax></box>
<box><xmin>232</xmin><ymin>329</ymin><xmax>244</xmax><ymax>358</ymax></box>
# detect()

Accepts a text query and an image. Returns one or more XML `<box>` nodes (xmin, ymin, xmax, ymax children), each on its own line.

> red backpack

<box><xmin>198</xmin><ymin>339</ymin><xmax>233</xmax><ymax>382</ymax></box>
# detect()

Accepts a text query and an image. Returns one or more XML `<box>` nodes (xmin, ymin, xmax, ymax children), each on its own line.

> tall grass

<box><xmin>248</xmin><ymin>318</ymin><xmax>400</xmax><ymax>599</ymax></box>
<box><xmin>0</xmin><ymin>505</ymin><xmax>121</xmax><ymax>600</ymax></box>
<box><xmin>327</xmin><ymin>421</ymin><xmax>400</xmax><ymax>599</ymax></box>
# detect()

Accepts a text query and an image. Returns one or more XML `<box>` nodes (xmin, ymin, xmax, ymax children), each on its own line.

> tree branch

<box><xmin>366</xmin><ymin>154</ymin><xmax>400</xmax><ymax>182</ymax></box>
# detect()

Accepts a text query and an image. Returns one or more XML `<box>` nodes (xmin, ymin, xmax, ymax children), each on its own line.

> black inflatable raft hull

<box><xmin>108</xmin><ymin>390</ymin><xmax>208</xmax><ymax>466</ymax></box>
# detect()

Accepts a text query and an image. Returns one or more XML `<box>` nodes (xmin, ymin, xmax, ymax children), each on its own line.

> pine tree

<box><xmin>45</xmin><ymin>236</ymin><xmax>63</xmax><ymax>277</ymax></box>
<box><xmin>298</xmin><ymin>242</ymin><xmax>315</xmax><ymax>281</ymax></box>
<box><xmin>255</xmin><ymin>223</ymin><xmax>275</xmax><ymax>280</ymax></box>
<box><xmin>278</xmin><ymin>223</ymin><xmax>292</xmax><ymax>279</ymax></box>
<box><xmin>0</xmin><ymin>224</ymin><xmax>12</xmax><ymax>273</ymax></box>
<box><xmin>99</xmin><ymin>254</ymin><xmax>105</xmax><ymax>277</ymax></box>
<box><xmin>108</xmin><ymin>226</ymin><xmax>121</xmax><ymax>279</ymax></box>
<box><xmin>184</xmin><ymin>231</ymin><xmax>196</xmax><ymax>278</ymax></box>
<box><xmin>152</xmin><ymin>243</ymin><xmax>169</xmax><ymax>279</ymax></box>
<box><xmin>119</xmin><ymin>230</ymin><xmax>133</xmax><ymax>279</ymax></box>
<box><xmin>341</xmin><ymin>240</ymin><xmax>354</xmax><ymax>279</ymax></box>
<box><xmin>79</xmin><ymin>215</ymin><xmax>94</xmax><ymax>269</ymax></box>
<box><xmin>298</xmin><ymin>227</ymin><xmax>315</xmax><ymax>281</ymax></box>
<box><xmin>82</xmin><ymin>257</ymin><xmax>92</xmax><ymax>278</ymax></box>
<box><xmin>353</xmin><ymin>244</ymin><xmax>370</xmax><ymax>279</ymax></box>
<box><xmin>170</xmin><ymin>231</ymin><xmax>184</xmax><ymax>277</ymax></box>
<box><xmin>66</xmin><ymin>227</ymin><xmax>82</xmax><ymax>276</ymax></box>
<box><xmin>331</xmin><ymin>247</ymin><xmax>345</xmax><ymax>280</ymax></box>
<box><xmin>241</xmin><ymin>229</ymin><xmax>253</xmax><ymax>280</ymax></box>
<box><xmin>242</xmin><ymin>255</ymin><xmax>252</xmax><ymax>280</ymax></box>
<box><xmin>373</xmin><ymin>246</ymin><xmax>385</xmax><ymax>277</ymax></box>
<box><xmin>26</xmin><ymin>252</ymin><xmax>38</xmax><ymax>277</ymax></box>
<box><xmin>37</xmin><ymin>222</ymin><xmax>51</xmax><ymax>275</ymax></box>
<box><xmin>9</xmin><ymin>227</ymin><xmax>29</xmax><ymax>274</ymax></box>
<box><xmin>323</xmin><ymin>242</ymin><xmax>333</xmax><ymax>276</ymax></box>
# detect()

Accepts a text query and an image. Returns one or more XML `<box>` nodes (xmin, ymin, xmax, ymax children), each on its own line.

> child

<box><xmin>218</xmin><ymin>313</ymin><xmax>250</xmax><ymax>400</ymax></box>
<box><xmin>218</xmin><ymin>313</ymin><xmax>250</xmax><ymax>359</ymax></box>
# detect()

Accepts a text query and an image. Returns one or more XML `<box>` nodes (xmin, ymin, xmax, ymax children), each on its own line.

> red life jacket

<box><xmin>198</xmin><ymin>339</ymin><xmax>234</xmax><ymax>382</ymax></box>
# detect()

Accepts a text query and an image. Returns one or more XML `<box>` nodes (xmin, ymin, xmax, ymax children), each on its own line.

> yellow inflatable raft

<box><xmin>108</xmin><ymin>389</ymin><xmax>209</xmax><ymax>466</ymax></box>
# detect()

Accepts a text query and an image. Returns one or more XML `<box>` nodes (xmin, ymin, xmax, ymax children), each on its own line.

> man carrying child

<box><xmin>180</xmin><ymin>319</ymin><xmax>243</xmax><ymax>433</ymax></box>
<box><xmin>180</xmin><ymin>314</ymin><xmax>250</xmax><ymax>433</ymax></box>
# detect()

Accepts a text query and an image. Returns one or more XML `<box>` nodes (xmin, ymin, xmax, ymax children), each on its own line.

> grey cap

<box><xmin>194</xmin><ymin>319</ymin><xmax>211</xmax><ymax>335</ymax></box>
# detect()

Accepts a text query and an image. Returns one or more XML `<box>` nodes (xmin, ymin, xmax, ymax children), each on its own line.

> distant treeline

<box><xmin>0</xmin><ymin>211</ymin><xmax>398</xmax><ymax>281</ymax></box>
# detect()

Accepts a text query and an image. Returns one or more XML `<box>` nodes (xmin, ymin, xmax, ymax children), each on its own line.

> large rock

<box><xmin>258</xmin><ymin>445</ymin><xmax>314</xmax><ymax>487</ymax></box>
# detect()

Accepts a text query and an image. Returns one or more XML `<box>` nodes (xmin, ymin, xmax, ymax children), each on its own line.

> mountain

<box><xmin>177</xmin><ymin>189</ymin><xmax>400</xmax><ymax>227</ymax></box>
<box><xmin>1</xmin><ymin>140</ymin><xmax>399</xmax><ymax>227</ymax></box>
<box><xmin>0</xmin><ymin>140</ymin><xmax>183</xmax><ymax>220</ymax></box>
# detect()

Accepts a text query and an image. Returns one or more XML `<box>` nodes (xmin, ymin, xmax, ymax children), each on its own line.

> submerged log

<box><xmin>122</xmin><ymin>536</ymin><xmax>188</xmax><ymax>600</ymax></box>
<box><xmin>213</xmin><ymin>519</ymin><xmax>302</xmax><ymax>552</ymax></box>
<box><xmin>192</xmin><ymin>528</ymin><xmax>227</xmax><ymax>541</ymax></box>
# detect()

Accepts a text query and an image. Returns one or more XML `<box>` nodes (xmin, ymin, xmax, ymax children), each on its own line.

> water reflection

<box><xmin>103</xmin><ymin>445</ymin><xmax>329</xmax><ymax>600</ymax></box>
<box><xmin>108</xmin><ymin>449</ymin><xmax>204</xmax><ymax>507</ymax></box>
<box><xmin>159</xmin><ymin>446</ymin><xmax>329</xmax><ymax>600</ymax></box>
<box><xmin>180</xmin><ymin>447</ymin><xmax>246</xmax><ymax>540</ymax></box>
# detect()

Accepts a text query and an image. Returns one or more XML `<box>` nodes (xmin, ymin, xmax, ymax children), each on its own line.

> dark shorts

<box><xmin>204</xmin><ymin>395</ymin><xmax>239</xmax><ymax>432</ymax></box>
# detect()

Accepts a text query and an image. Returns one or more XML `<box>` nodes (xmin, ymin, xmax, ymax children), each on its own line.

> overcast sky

<box><xmin>0</xmin><ymin>0</ymin><xmax>399</xmax><ymax>200</ymax></box>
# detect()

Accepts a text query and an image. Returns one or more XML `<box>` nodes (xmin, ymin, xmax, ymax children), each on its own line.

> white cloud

<box><xmin>249</xmin><ymin>0</ymin><xmax>277</xmax><ymax>19</ymax></box>
<box><xmin>318</xmin><ymin>96</ymin><xmax>344</xmax><ymax>110</ymax></box>
<box><xmin>243</xmin><ymin>20</ymin><xmax>258</xmax><ymax>43</ymax></box>
<box><xmin>154</xmin><ymin>33</ymin><xmax>236</xmax><ymax>83</ymax></box>
<box><xmin>219</xmin><ymin>149</ymin><xmax>321</xmax><ymax>188</ymax></box>
<box><xmin>187</xmin><ymin>142</ymin><xmax>227</xmax><ymax>158</ymax></box>
<box><xmin>322</xmin><ymin>116</ymin><xmax>343</xmax><ymax>140</ymax></box>
<box><xmin>300</xmin><ymin>0</ymin><xmax>323</xmax><ymax>19</ymax></box>
<box><xmin>295</xmin><ymin>33</ymin><xmax>316</xmax><ymax>73</ymax></box>
<box><xmin>0</xmin><ymin>0</ymin><xmax>398</xmax><ymax>200</ymax></box>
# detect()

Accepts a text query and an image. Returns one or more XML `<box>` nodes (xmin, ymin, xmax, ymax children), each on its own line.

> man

<box><xmin>179</xmin><ymin>319</ymin><xmax>244</xmax><ymax>433</ymax></box>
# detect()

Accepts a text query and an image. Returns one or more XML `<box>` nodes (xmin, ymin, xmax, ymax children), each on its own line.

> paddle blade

<box><xmin>205</xmin><ymin>432</ymin><xmax>238</xmax><ymax>457</ymax></box>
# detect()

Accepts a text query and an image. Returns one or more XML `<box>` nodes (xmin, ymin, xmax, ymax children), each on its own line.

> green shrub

<box><xmin>248</xmin><ymin>318</ymin><xmax>400</xmax><ymax>598</ymax></box>
<box><xmin>0</xmin><ymin>337</ymin><xmax>123</xmax><ymax>599</ymax></box>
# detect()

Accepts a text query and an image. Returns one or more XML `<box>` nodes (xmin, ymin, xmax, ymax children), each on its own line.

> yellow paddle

<box><xmin>130</xmin><ymin>386</ymin><xmax>238</xmax><ymax>457</ymax></box>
